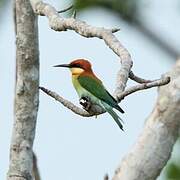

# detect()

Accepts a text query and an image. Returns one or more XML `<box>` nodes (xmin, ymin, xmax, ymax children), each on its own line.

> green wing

<box><xmin>78</xmin><ymin>76</ymin><xmax>124</xmax><ymax>113</ymax></box>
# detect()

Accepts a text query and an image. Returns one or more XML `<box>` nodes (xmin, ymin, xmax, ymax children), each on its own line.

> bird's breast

<box><xmin>72</xmin><ymin>75</ymin><xmax>97</xmax><ymax>102</ymax></box>
<box><xmin>72</xmin><ymin>75</ymin><xmax>85</xmax><ymax>96</ymax></box>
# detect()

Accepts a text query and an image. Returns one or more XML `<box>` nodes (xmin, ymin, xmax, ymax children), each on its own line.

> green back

<box><xmin>78</xmin><ymin>75</ymin><xmax>118</xmax><ymax>108</ymax></box>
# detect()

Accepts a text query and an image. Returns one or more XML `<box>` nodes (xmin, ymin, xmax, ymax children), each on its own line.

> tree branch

<box><xmin>39</xmin><ymin>87</ymin><xmax>105</xmax><ymax>116</ymax></box>
<box><xmin>7</xmin><ymin>0</ymin><xmax>39</xmax><ymax>179</ymax></box>
<box><xmin>129</xmin><ymin>71</ymin><xmax>153</xmax><ymax>83</ymax></box>
<box><xmin>117</xmin><ymin>76</ymin><xmax>170</xmax><ymax>101</ymax></box>
<box><xmin>112</xmin><ymin>60</ymin><xmax>180</xmax><ymax>180</ymax></box>
<box><xmin>39</xmin><ymin>74</ymin><xmax>169</xmax><ymax>117</ymax></box>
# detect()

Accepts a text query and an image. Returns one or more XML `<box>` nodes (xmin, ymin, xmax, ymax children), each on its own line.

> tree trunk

<box><xmin>112</xmin><ymin>60</ymin><xmax>180</xmax><ymax>180</ymax></box>
<box><xmin>7</xmin><ymin>0</ymin><xmax>39</xmax><ymax>179</ymax></box>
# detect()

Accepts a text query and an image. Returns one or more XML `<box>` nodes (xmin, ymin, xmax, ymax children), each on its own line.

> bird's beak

<box><xmin>53</xmin><ymin>64</ymin><xmax>71</xmax><ymax>68</ymax></box>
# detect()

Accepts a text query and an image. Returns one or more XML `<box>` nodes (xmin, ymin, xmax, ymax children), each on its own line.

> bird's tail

<box><xmin>101</xmin><ymin>102</ymin><xmax>124</xmax><ymax>131</ymax></box>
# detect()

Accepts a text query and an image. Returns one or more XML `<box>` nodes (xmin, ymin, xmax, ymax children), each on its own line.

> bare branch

<box><xmin>129</xmin><ymin>71</ymin><xmax>153</xmax><ymax>83</ymax></box>
<box><xmin>57</xmin><ymin>4</ymin><xmax>73</xmax><ymax>13</ymax></box>
<box><xmin>39</xmin><ymin>87</ymin><xmax>104</xmax><ymax>116</ymax></box>
<box><xmin>117</xmin><ymin>76</ymin><xmax>170</xmax><ymax>101</ymax></box>
<box><xmin>39</xmin><ymin>74</ymin><xmax>169</xmax><ymax>116</ymax></box>
<box><xmin>112</xmin><ymin>60</ymin><xmax>180</xmax><ymax>180</ymax></box>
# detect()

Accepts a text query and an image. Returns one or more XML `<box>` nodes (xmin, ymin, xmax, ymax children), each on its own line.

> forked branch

<box><xmin>117</xmin><ymin>76</ymin><xmax>170</xmax><ymax>101</ymax></box>
<box><xmin>39</xmin><ymin>75</ymin><xmax>170</xmax><ymax>116</ymax></box>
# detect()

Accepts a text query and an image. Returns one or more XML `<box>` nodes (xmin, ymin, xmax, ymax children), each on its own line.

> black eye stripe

<box><xmin>71</xmin><ymin>64</ymin><xmax>82</xmax><ymax>68</ymax></box>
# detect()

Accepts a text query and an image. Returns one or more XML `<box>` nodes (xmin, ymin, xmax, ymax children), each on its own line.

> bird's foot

<box><xmin>79</xmin><ymin>96</ymin><xmax>91</xmax><ymax>111</ymax></box>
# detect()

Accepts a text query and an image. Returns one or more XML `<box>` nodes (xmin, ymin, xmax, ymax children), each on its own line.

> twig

<box><xmin>117</xmin><ymin>76</ymin><xmax>170</xmax><ymax>101</ymax></box>
<box><xmin>129</xmin><ymin>71</ymin><xmax>153</xmax><ymax>83</ymax></box>
<box><xmin>57</xmin><ymin>4</ymin><xmax>73</xmax><ymax>13</ymax></box>
<box><xmin>39</xmin><ymin>87</ymin><xmax>102</xmax><ymax>116</ymax></box>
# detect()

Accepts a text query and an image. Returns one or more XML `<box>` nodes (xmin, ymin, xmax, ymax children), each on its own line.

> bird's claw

<box><xmin>79</xmin><ymin>97</ymin><xmax>91</xmax><ymax>111</ymax></box>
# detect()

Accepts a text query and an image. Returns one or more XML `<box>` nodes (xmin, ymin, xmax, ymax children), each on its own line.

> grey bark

<box><xmin>112</xmin><ymin>60</ymin><xmax>180</xmax><ymax>180</ymax></box>
<box><xmin>7</xmin><ymin>0</ymin><xmax>39</xmax><ymax>179</ymax></box>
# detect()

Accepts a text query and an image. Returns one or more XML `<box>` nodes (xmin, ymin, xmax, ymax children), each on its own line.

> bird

<box><xmin>54</xmin><ymin>59</ymin><xmax>124</xmax><ymax>130</ymax></box>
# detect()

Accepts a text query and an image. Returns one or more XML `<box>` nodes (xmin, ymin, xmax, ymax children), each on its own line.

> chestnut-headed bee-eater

<box><xmin>54</xmin><ymin>59</ymin><xmax>124</xmax><ymax>130</ymax></box>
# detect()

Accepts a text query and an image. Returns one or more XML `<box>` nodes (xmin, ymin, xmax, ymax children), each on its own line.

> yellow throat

<box><xmin>70</xmin><ymin>67</ymin><xmax>84</xmax><ymax>75</ymax></box>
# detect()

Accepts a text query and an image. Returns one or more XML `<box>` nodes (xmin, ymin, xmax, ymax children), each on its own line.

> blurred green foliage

<box><xmin>163</xmin><ymin>139</ymin><xmax>180</xmax><ymax>180</ymax></box>
<box><xmin>0</xmin><ymin>0</ymin><xmax>5</xmax><ymax>8</ymax></box>
<box><xmin>74</xmin><ymin>0</ymin><xmax>139</xmax><ymax>22</ymax></box>
<box><xmin>0</xmin><ymin>0</ymin><xmax>8</xmax><ymax>14</ymax></box>
<box><xmin>166</xmin><ymin>163</ymin><xmax>180</xmax><ymax>179</ymax></box>
<box><xmin>0</xmin><ymin>0</ymin><xmax>9</xmax><ymax>26</ymax></box>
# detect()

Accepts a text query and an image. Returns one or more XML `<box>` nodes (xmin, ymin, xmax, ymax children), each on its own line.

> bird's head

<box><xmin>54</xmin><ymin>59</ymin><xmax>92</xmax><ymax>75</ymax></box>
